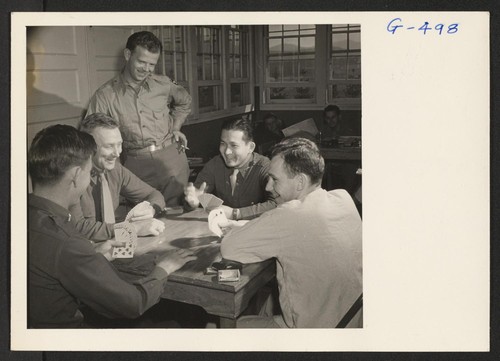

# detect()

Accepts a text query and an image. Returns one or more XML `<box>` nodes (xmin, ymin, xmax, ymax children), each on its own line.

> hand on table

<box><xmin>184</xmin><ymin>181</ymin><xmax>206</xmax><ymax>208</ymax></box>
<box><xmin>93</xmin><ymin>239</ymin><xmax>125</xmax><ymax>261</ymax></box>
<box><xmin>132</xmin><ymin>218</ymin><xmax>166</xmax><ymax>236</ymax></box>
<box><xmin>128</xmin><ymin>201</ymin><xmax>155</xmax><ymax>222</ymax></box>
<box><xmin>156</xmin><ymin>248</ymin><xmax>197</xmax><ymax>275</ymax></box>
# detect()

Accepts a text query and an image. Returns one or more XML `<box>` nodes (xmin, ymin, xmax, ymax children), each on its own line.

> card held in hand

<box><xmin>198</xmin><ymin>193</ymin><xmax>224</xmax><ymax>212</ymax></box>
<box><xmin>112</xmin><ymin>222</ymin><xmax>137</xmax><ymax>259</ymax></box>
<box><xmin>208</xmin><ymin>208</ymin><xmax>228</xmax><ymax>237</ymax></box>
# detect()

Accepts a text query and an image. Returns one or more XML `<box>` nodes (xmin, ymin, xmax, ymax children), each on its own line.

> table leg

<box><xmin>219</xmin><ymin>317</ymin><xmax>237</xmax><ymax>328</ymax></box>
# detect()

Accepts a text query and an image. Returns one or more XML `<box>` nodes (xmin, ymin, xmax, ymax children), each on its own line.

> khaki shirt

<box><xmin>86</xmin><ymin>72</ymin><xmax>192</xmax><ymax>150</ymax></box>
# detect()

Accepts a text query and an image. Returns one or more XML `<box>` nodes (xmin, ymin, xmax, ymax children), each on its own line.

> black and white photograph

<box><xmin>10</xmin><ymin>11</ymin><xmax>489</xmax><ymax>352</ymax></box>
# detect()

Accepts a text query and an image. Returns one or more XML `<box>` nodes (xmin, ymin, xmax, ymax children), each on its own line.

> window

<box><xmin>259</xmin><ymin>24</ymin><xmax>361</xmax><ymax>110</ymax></box>
<box><xmin>329</xmin><ymin>24</ymin><xmax>361</xmax><ymax>104</ymax></box>
<box><xmin>265</xmin><ymin>25</ymin><xmax>317</xmax><ymax>103</ymax></box>
<box><xmin>195</xmin><ymin>26</ymin><xmax>223</xmax><ymax>114</ymax></box>
<box><xmin>228</xmin><ymin>25</ymin><xmax>250</xmax><ymax>107</ymax></box>
<box><xmin>159</xmin><ymin>26</ymin><xmax>188</xmax><ymax>88</ymax></box>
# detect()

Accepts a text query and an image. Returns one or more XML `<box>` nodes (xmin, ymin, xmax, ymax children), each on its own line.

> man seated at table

<box><xmin>321</xmin><ymin>104</ymin><xmax>357</xmax><ymax>140</ymax></box>
<box><xmin>70</xmin><ymin>113</ymin><xmax>167</xmax><ymax>242</ymax></box>
<box><xmin>184</xmin><ymin>118</ymin><xmax>276</xmax><ymax>220</ymax></box>
<box><xmin>28</xmin><ymin>124</ymin><xmax>196</xmax><ymax>328</ymax></box>
<box><xmin>221</xmin><ymin>137</ymin><xmax>362</xmax><ymax>328</ymax></box>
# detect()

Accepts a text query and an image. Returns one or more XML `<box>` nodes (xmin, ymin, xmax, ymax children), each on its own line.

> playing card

<box><xmin>198</xmin><ymin>193</ymin><xmax>224</xmax><ymax>212</ymax></box>
<box><xmin>208</xmin><ymin>208</ymin><xmax>228</xmax><ymax>237</ymax></box>
<box><xmin>112</xmin><ymin>222</ymin><xmax>138</xmax><ymax>258</ymax></box>
<box><xmin>125</xmin><ymin>201</ymin><xmax>152</xmax><ymax>221</ymax></box>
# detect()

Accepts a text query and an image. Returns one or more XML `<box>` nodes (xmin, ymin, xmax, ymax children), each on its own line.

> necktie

<box><xmin>100</xmin><ymin>172</ymin><xmax>115</xmax><ymax>223</ymax></box>
<box><xmin>230</xmin><ymin>168</ymin><xmax>239</xmax><ymax>196</ymax></box>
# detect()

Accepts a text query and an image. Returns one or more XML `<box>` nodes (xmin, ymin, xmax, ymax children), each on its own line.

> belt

<box><xmin>125</xmin><ymin>137</ymin><xmax>175</xmax><ymax>156</ymax></box>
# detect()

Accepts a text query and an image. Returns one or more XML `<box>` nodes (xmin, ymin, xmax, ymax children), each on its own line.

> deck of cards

<box><xmin>198</xmin><ymin>193</ymin><xmax>224</xmax><ymax>211</ymax></box>
<box><xmin>112</xmin><ymin>221</ymin><xmax>138</xmax><ymax>258</ymax></box>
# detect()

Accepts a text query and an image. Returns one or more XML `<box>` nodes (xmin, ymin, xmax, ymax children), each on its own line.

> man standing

<box><xmin>70</xmin><ymin>113</ymin><xmax>167</xmax><ymax>242</ymax></box>
<box><xmin>86</xmin><ymin>31</ymin><xmax>192</xmax><ymax>206</ymax></box>
<box><xmin>28</xmin><ymin>125</ymin><xmax>195</xmax><ymax>328</ymax></box>
<box><xmin>221</xmin><ymin>138</ymin><xmax>362</xmax><ymax>328</ymax></box>
<box><xmin>184</xmin><ymin>118</ymin><xmax>276</xmax><ymax>220</ymax></box>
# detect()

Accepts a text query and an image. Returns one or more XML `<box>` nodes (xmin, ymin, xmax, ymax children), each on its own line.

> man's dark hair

<box><xmin>324</xmin><ymin>104</ymin><xmax>341</xmax><ymax>115</ymax></box>
<box><xmin>80</xmin><ymin>113</ymin><xmax>119</xmax><ymax>134</ymax></box>
<box><xmin>221</xmin><ymin>118</ymin><xmax>254</xmax><ymax>142</ymax></box>
<box><xmin>126</xmin><ymin>31</ymin><xmax>162</xmax><ymax>53</ymax></box>
<box><xmin>270</xmin><ymin>137</ymin><xmax>325</xmax><ymax>185</ymax></box>
<box><xmin>29</xmin><ymin>125</ymin><xmax>96</xmax><ymax>186</ymax></box>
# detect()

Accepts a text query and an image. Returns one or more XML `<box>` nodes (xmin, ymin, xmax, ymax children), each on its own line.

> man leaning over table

<box><xmin>86</xmin><ymin>30</ymin><xmax>192</xmax><ymax>206</ymax></box>
<box><xmin>221</xmin><ymin>137</ymin><xmax>363</xmax><ymax>328</ymax></box>
<box><xmin>28</xmin><ymin>124</ymin><xmax>195</xmax><ymax>328</ymax></box>
<box><xmin>69</xmin><ymin>113</ymin><xmax>167</xmax><ymax>242</ymax></box>
<box><xmin>184</xmin><ymin>117</ymin><xmax>277</xmax><ymax>220</ymax></box>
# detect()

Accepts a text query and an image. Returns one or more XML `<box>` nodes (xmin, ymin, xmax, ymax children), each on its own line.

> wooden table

<box><xmin>134</xmin><ymin>209</ymin><xmax>276</xmax><ymax>328</ymax></box>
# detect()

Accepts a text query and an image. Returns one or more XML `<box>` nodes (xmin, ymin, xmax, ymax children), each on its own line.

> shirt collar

<box><xmin>234</xmin><ymin>153</ymin><xmax>255</xmax><ymax>178</ymax></box>
<box><xmin>114</xmin><ymin>70</ymin><xmax>152</xmax><ymax>95</ymax></box>
<box><xmin>29</xmin><ymin>194</ymin><xmax>72</xmax><ymax>223</ymax></box>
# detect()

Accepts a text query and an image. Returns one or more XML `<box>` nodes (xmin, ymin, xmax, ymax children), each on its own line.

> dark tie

<box><xmin>230</xmin><ymin>168</ymin><xmax>239</xmax><ymax>196</ymax></box>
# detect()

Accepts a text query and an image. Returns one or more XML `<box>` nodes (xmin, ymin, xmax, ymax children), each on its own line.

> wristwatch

<box><xmin>232</xmin><ymin>208</ymin><xmax>239</xmax><ymax>221</ymax></box>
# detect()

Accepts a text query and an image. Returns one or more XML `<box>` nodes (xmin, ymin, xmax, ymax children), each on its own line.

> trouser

<box><xmin>123</xmin><ymin>144</ymin><xmax>190</xmax><ymax>206</ymax></box>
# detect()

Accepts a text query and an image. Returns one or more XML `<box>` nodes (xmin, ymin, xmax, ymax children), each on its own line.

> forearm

<box><xmin>73</xmin><ymin>217</ymin><xmax>114</xmax><ymax>242</ymax></box>
<box><xmin>238</xmin><ymin>199</ymin><xmax>277</xmax><ymax>220</ymax></box>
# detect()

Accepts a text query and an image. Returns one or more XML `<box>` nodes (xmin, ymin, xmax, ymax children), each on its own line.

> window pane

<box><xmin>175</xmin><ymin>54</ymin><xmax>185</xmax><ymax>81</ymax></box>
<box><xmin>268</xmin><ymin>60</ymin><xmax>281</xmax><ymax>82</ymax></box>
<box><xmin>268</xmin><ymin>25</ymin><xmax>282</xmax><ymax>34</ymax></box>
<box><xmin>282</xmin><ymin>60</ymin><xmax>296</xmax><ymax>81</ymax></box>
<box><xmin>198</xmin><ymin>85</ymin><xmax>222</xmax><ymax>113</ymax></box>
<box><xmin>269</xmin><ymin>87</ymin><xmax>316</xmax><ymax>100</ymax></box>
<box><xmin>332</xmin><ymin>32</ymin><xmax>348</xmax><ymax>51</ymax></box>
<box><xmin>234</xmin><ymin>32</ymin><xmax>240</xmax><ymax>54</ymax></box>
<box><xmin>331</xmin><ymin>56</ymin><xmax>347</xmax><ymax>79</ymax></box>
<box><xmin>300</xmin><ymin>36</ymin><xmax>315</xmax><ymax>53</ymax></box>
<box><xmin>197</xmin><ymin>55</ymin><xmax>203</xmax><ymax>79</ymax></box>
<box><xmin>203</xmin><ymin>55</ymin><xmax>212</xmax><ymax>80</ymax></box>
<box><xmin>299</xmin><ymin>59</ymin><xmax>314</xmax><ymax>81</ymax></box>
<box><xmin>230</xmin><ymin>83</ymin><xmax>249</xmax><ymax>106</ymax></box>
<box><xmin>347</xmin><ymin>55</ymin><xmax>361</xmax><ymax>79</ymax></box>
<box><xmin>234</xmin><ymin>55</ymin><xmax>241</xmax><ymax>78</ymax></box>
<box><xmin>349</xmin><ymin>31</ymin><xmax>361</xmax><ymax>50</ymax></box>
<box><xmin>283</xmin><ymin>37</ymin><xmax>299</xmax><ymax>54</ymax></box>
<box><xmin>269</xmin><ymin>38</ymin><xmax>282</xmax><ymax>55</ymax></box>
<box><xmin>331</xmin><ymin>84</ymin><xmax>361</xmax><ymax>99</ymax></box>
<box><xmin>213</xmin><ymin>55</ymin><xmax>220</xmax><ymax>79</ymax></box>
<box><xmin>241</xmin><ymin>55</ymin><xmax>248</xmax><ymax>78</ymax></box>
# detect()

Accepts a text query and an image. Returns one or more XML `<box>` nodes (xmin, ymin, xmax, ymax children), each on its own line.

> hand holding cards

<box><xmin>126</xmin><ymin>201</ymin><xmax>154</xmax><ymax>222</ymax></box>
<box><xmin>112</xmin><ymin>222</ymin><xmax>138</xmax><ymax>258</ymax></box>
<box><xmin>184</xmin><ymin>182</ymin><xmax>207</xmax><ymax>208</ymax></box>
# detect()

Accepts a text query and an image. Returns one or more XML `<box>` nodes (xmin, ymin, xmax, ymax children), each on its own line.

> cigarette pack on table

<box><xmin>217</xmin><ymin>269</ymin><xmax>240</xmax><ymax>282</ymax></box>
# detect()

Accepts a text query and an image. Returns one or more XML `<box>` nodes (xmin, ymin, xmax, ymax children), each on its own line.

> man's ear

<box><xmin>296</xmin><ymin>173</ymin><xmax>307</xmax><ymax>191</ymax></box>
<box><xmin>124</xmin><ymin>48</ymin><xmax>131</xmax><ymax>62</ymax></box>
<box><xmin>69</xmin><ymin>166</ymin><xmax>82</xmax><ymax>187</ymax></box>
<box><xmin>248</xmin><ymin>141</ymin><xmax>256</xmax><ymax>153</ymax></box>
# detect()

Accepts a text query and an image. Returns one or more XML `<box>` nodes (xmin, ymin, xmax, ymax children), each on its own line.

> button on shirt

<box><xmin>86</xmin><ymin>72</ymin><xmax>192</xmax><ymax>150</ymax></box>
<box><xmin>28</xmin><ymin>194</ymin><xmax>168</xmax><ymax>328</ymax></box>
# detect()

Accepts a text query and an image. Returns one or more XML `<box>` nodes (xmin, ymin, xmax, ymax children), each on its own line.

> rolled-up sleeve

<box><xmin>169</xmin><ymin>83</ymin><xmax>192</xmax><ymax>129</ymax></box>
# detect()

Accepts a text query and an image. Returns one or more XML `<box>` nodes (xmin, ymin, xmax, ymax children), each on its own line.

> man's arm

<box><xmin>70</xmin><ymin>192</ymin><xmax>114</xmax><ymax>242</ymax></box>
<box><xmin>169</xmin><ymin>83</ymin><xmax>192</xmax><ymax>132</ymax></box>
<box><xmin>220</xmin><ymin>210</ymin><xmax>282</xmax><ymax>263</ymax></box>
<box><xmin>58</xmin><ymin>237</ymin><xmax>194</xmax><ymax>319</ymax></box>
